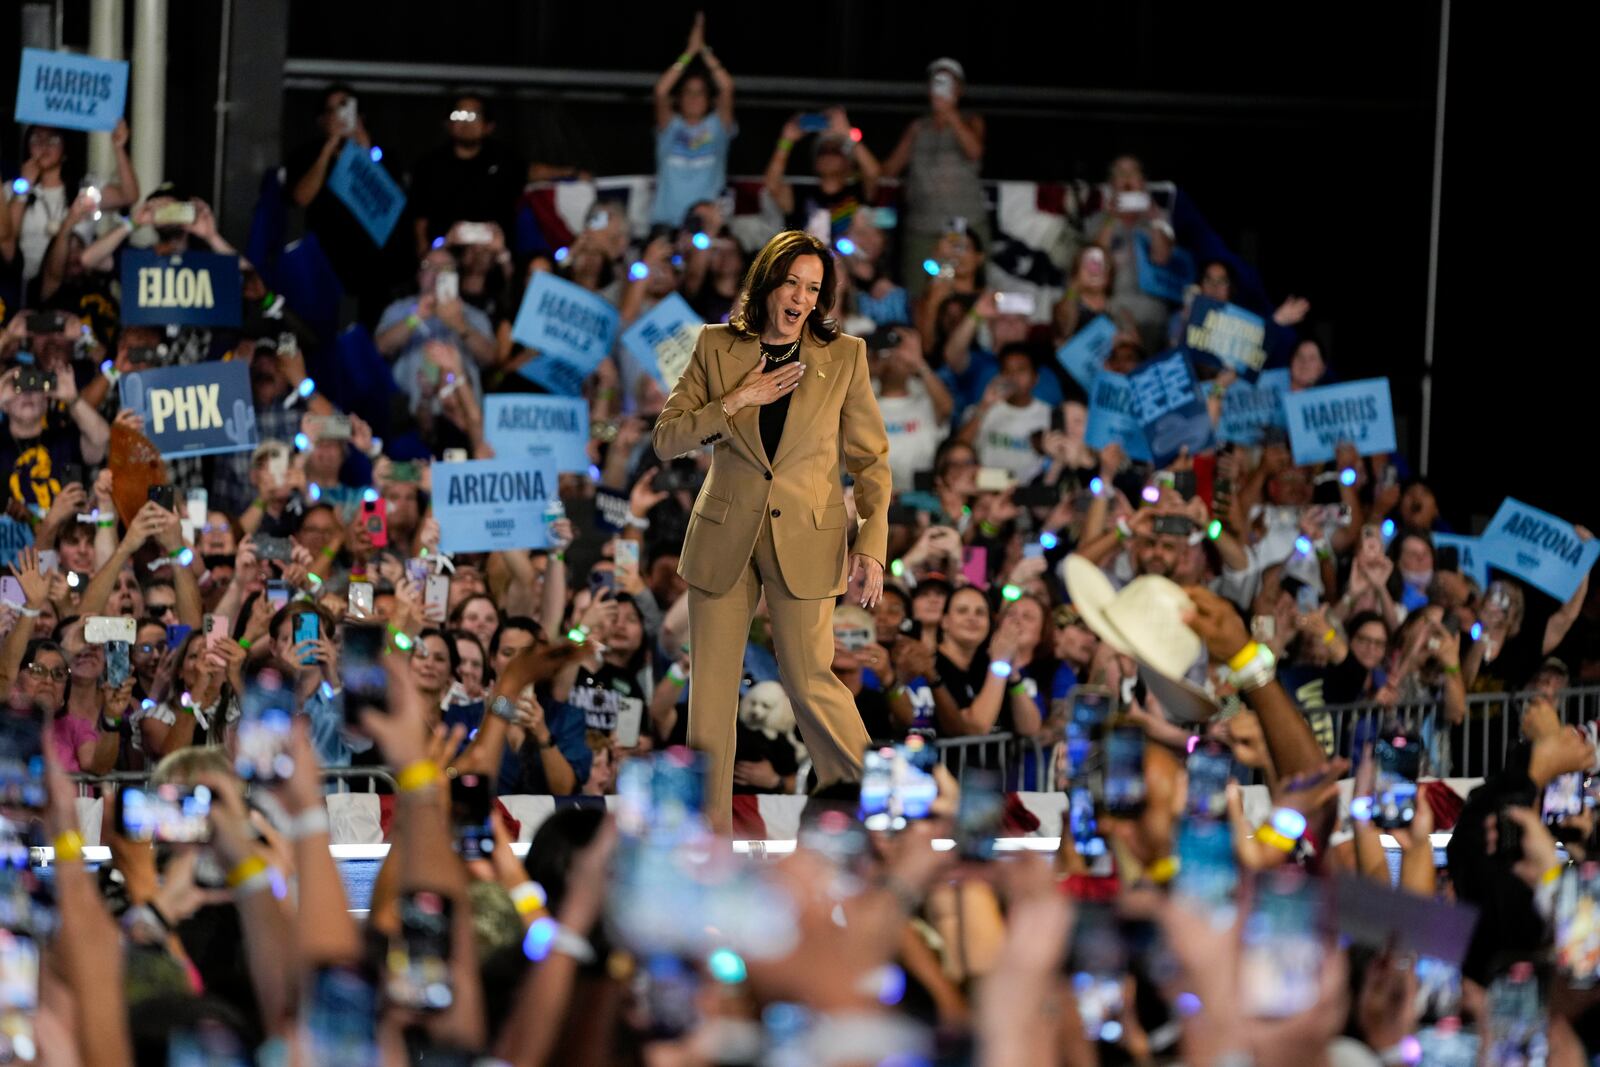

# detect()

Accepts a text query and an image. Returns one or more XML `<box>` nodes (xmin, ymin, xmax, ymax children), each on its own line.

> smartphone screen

<box><xmin>117</xmin><ymin>784</ymin><xmax>213</xmax><ymax>843</ymax></box>
<box><xmin>304</xmin><ymin>966</ymin><xmax>380</xmax><ymax>1066</ymax></box>
<box><xmin>1372</xmin><ymin>730</ymin><xmax>1422</xmax><ymax>830</ymax></box>
<box><xmin>450</xmin><ymin>775</ymin><xmax>494</xmax><ymax>861</ymax></box>
<box><xmin>388</xmin><ymin>891</ymin><xmax>454</xmax><ymax>1012</ymax></box>
<box><xmin>266</xmin><ymin>580</ymin><xmax>291</xmax><ymax>612</ymax></box>
<box><xmin>294</xmin><ymin>612</ymin><xmax>321</xmax><ymax>665</ymax></box>
<box><xmin>956</xmin><ymin>768</ymin><xmax>1005</xmax><ymax>862</ymax></box>
<box><xmin>0</xmin><ymin>714</ymin><xmax>46</xmax><ymax>811</ymax></box>
<box><xmin>1485</xmin><ymin>961</ymin><xmax>1548</xmax><ymax>1065</ymax></box>
<box><xmin>1544</xmin><ymin>772</ymin><xmax>1584</xmax><ymax>827</ymax></box>
<box><xmin>1555</xmin><ymin>864</ymin><xmax>1600</xmax><ymax>987</ymax></box>
<box><xmin>1066</xmin><ymin>903</ymin><xmax>1127</xmax><ymax>1042</ymax></box>
<box><xmin>341</xmin><ymin>624</ymin><xmax>387</xmax><ymax>727</ymax></box>
<box><xmin>0</xmin><ymin>928</ymin><xmax>39</xmax><ymax>1052</ymax></box>
<box><xmin>1103</xmin><ymin>725</ymin><xmax>1147</xmax><ymax>816</ymax></box>
<box><xmin>1185</xmin><ymin>739</ymin><xmax>1233</xmax><ymax>821</ymax></box>
<box><xmin>101</xmin><ymin>640</ymin><xmax>131</xmax><ymax>688</ymax></box>
<box><xmin>1174</xmin><ymin>818</ymin><xmax>1237</xmax><ymax>920</ymax></box>
<box><xmin>236</xmin><ymin>680</ymin><xmax>294</xmax><ymax>784</ymax></box>
<box><xmin>858</xmin><ymin>741</ymin><xmax>938</xmax><ymax>831</ymax></box>
<box><xmin>1068</xmin><ymin>785</ymin><xmax>1112</xmax><ymax>877</ymax></box>
<box><xmin>1241</xmin><ymin>868</ymin><xmax>1324</xmax><ymax>1018</ymax></box>
<box><xmin>348</xmin><ymin>581</ymin><xmax>375</xmax><ymax>620</ymax></box>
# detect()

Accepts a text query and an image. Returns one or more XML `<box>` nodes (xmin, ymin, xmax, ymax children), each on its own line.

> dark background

<box><xmin>2</xmin><ymin>2</ymin><xmax>1584</xmax><ymax>533</ymax></box>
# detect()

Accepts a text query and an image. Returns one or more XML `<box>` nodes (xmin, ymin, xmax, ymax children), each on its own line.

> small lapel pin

<box><xmin>817</xmin><ymin>369</ymin><xmax>826</xmax><ymax>379</ymax></box>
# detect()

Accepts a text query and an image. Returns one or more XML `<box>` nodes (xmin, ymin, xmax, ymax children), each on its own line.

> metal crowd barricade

<box><xmin>66</xmin><ymin>767</ymin><xmax>400</xmax><ymax>793</ymax></box>
<box><xmin>932</xmin><ymin>733</ymin><xmax>1014</xmax><ymax>787</ymax></box>
<box><xmin>1316</xmin><ymin>685</ymin><xmax>1600</xmax><ymax>780</ymax></box>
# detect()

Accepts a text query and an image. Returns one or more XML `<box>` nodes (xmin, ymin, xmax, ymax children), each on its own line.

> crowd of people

<box><xmin>3</xmin><ymin>10</ymin><xmax>1600</xmax><ymax>1065</ymax></box>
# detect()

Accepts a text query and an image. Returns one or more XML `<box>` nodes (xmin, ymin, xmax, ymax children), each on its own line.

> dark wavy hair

<box><xmin>730</xmin><ymin>230</ymin><xmax>839</xmax><ymax>344</ymax></box>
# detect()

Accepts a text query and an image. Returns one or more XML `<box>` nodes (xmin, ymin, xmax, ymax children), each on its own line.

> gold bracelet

<box><xmin>397</xmin><ymin>759</ymin><xmax>441</xmax><ymax>793</ymax></box>
<box><xmin>53</xmin><ymin>830</ymin><xmax>85</xmax><ymax>864</ymax></box>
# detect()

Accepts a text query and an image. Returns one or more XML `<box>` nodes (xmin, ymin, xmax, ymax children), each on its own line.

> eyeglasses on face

<box><xmin>26</xmin><ymin>664</ymin><xmax>69</xmax><ymax>681</ymax></box>
<box><xmin>411</xmin><ymin>647</ymin><xmax>445</xmax><ymax>662</ymax></box>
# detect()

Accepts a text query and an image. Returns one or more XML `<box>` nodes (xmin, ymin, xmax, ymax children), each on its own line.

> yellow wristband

<box><xmin>53</xmin><ymin>830</ymin><xmax>85</xmax><ymax>864</ymax></box>
<box><xmin>1227</xmin><ymin>641</ymin><xmax>1261</xmax><ymax>672</ymax></box>
<box><xmin>398</xmin><ymin>759</ymin><xmax>441</xmax><ymax>793</ymax></box>
<box><xmin>511</xmin><ymin>881</ymin><xmax>548</xmax><ymax>916</ymax></box>
<box><xmin>1543</xmin><ymin>863</ymin><xmax>1565</xmax><ymax>885</ymax></box>
<box><xmin>1255</xmin><ymin>824</ymin><xmax>1297</xmax><ymax>854</ymax></box>
<box><xmin>1322</xmin><ymin>628</ymin><xmax>1337</xmax><ymax>645</ymax></box>
<box><xmin>1146</xmin><ymin>855</ymin><xmax>1180</xmax><ymax>885</ymax></box>
<box><xmin>225</xmin><ymin>855</ymin><xmax>268</xmax><ymax>888</ymax></box>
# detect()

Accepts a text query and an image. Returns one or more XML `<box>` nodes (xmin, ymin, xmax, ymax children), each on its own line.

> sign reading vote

<box><xmin>1281</xmin><ymin>377</ymin><xmax>1397</xmax><ymax>466</ymax></box>
<box><xmin>621</xmin><ymin>293</ymin><xmax>702</xmax><ymax>388</ymax></box>
<box><xmin>1430</xmin><ymin>531</ymin><xmax>1488</xmax><ymax>589</ymax></box>
<box><xmin>14</xmin><ymin>48</ymin><xmax>128</xmax><ymax>132</ymax></box>
<box><xmin>434</xmin><ymin>454</ymin><xmax>558</xmax><ymax>555</ymax></box>
<box><xmin>1183</xmin><ymin>296</ymin><xmax>1266</xmax><ymax>380</ymax></box>
<box><xmin>1084</xmin><ymin>371</ymin><xmax>1152</xmax><ymax>463</ymax></box>
<box><xmin>120</xmin><ymin>250</ymin><xmax>241</xmax><ymax>328</ymax></box>
<box><xmin>1054</xmin><ymin>314</ymin><xmax>1117</xmax><ymax>391</ymax></box>
<box><xmin>512</xmin><ymin>273</ymin><xmax>620</xmax><ymax>396</ymax></box>
<box><xmin>484</xmin><ymin>395</ymin><xmax>590</xmax><ymax>473</ymax></box>
<box><xmin>1127</xmin><ymin>351</ymin><xmax>1213</xmax><ymax>467</ymax></box>
<box><xmin>326</xmin><ymin>139</ymin><xmax>405</xmax><ymax>247</ymax></box>
<box><xmin>1218</xmin><ymin>367</ymin><xmax>1290</xmax><ymax>445</ymax></box>
<box><xmin>1480</xmin><ymin>498</ymin><xmax>1600</xmax><ymax>603</ymax></box>
<box><xmin>1133</xmin><ymin>230</ymin><xmax>1195</xmax><ymax>304</ymax></box>
<box><xmin>118</xmin><ymin>361</ymin><xmax>257</xmax><ymax>458</ymax></box>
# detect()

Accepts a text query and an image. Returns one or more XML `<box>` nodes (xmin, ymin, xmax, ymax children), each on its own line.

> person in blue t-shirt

<box><xmin>650</xmin><ymin>13</ymin><xmax>737</xmax><ymax>227</ymax></box>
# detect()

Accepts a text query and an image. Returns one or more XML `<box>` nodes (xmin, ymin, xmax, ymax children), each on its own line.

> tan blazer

<box><xmin>652</xmin><ymin>324</ymin><xmax>892</xmax><ymax>599</ymax></box>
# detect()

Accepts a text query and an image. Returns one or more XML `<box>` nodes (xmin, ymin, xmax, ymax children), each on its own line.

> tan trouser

<box><xmin>686</xmin><ymin>515</ymin><xmax>870</xmax><ymax>833</ymax></box>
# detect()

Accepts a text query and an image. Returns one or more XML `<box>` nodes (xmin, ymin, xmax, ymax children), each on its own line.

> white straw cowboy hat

<box><xmin>1063</xmin><ymin>554</ymin><xmax>1219</xmax><ymax>722</ymax></box>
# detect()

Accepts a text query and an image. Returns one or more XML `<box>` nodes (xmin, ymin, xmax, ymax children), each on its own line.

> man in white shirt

<box><xmin>959</xmin><ymin>344</ymin><xmax>1051</xmax><ymax>482</ymax></box>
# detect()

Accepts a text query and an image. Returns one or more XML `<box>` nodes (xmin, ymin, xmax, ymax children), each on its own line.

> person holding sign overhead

<box><xmin>5</xmin><ymin>119</ymin><xmax>138</xmax><ymax>286</ymax></box>
<box><xmin>654</xmin><ymin>230</ymin><xmax>893</xmax><ymax>830</ymax></box>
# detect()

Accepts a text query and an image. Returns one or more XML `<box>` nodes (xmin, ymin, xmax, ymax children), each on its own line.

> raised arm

<box><xmin>653</xmin><ymin>14</ymin><xmax>705</xmax><ymax>131</ymax></box>
<box><xmin>764</xmin><ymin>117</ymin><xmax>803</xmax><ymax>215</ymax></box>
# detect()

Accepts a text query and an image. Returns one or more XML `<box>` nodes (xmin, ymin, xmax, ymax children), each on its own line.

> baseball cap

<box><xmin>927</xmin><ymin>58</ymin><xmax>966</xmax><ymax>82</ymax></box>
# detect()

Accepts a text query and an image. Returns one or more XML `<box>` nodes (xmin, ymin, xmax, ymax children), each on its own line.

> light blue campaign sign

<box><xmin>120</xmin><ymin>249</ymin><xmax>242</xmax><ymax>327</ymax></box>
<box><xmin>512</xmin><ymin>273</ymin><xmax>621</xmax><ymax>396</ymax></box>
<box><xmin>14</xmin><ymin>48</ymin><xmax>127</xmax><ymax>131</ymax></box>
<box><xmin>326</xmin><ymin>139</ymin><xmax>405</xmax><ymax>246</ymax></box>
<box><xmin>0</xmin><ymin>516</ymin><xmax>34</xmax><ymax>569</ymax></box>
<box><xmin>1054</xmin><ymin>315</ymin><xmax>1117</xmax><ymax>391</ymax></box>
<box><xmin>1281</xmin><ymin>377</ymin><xmax>1397</xmax><ymax>466</ymax></box>
<box><xmin>1217</xmin><ymin>368</ymin><xmax>1290</xmax><ymax>445</ymax></box>
<box><xmin>484</xmin><ymin>395</ymin><xmax>590</xmax><ymax>474</ymax></box>
<box><xmin>1182</xmin><ymin>296</ymin><xmax>1266</xmax><ymax>380</ymax></box>
<box><xmin>1430</xmin><ymin>532</ymin><xmax>1488</xmax><ymax>589</ymax></box>
<box><xmin>434</xmin><ymin>455</ymin><xmax>559</xmax><ymax>555</ymax></box>
<box><xmin>119</xmin><ymin>361</ymin><xmax>257</xmax><ymax>458</ymax></box>
<box><xmin>621</xmin><ymin>293</ymin><xmax>703</xmax><ymax>388</ymax></box>
<box><xmin>1479</xmin><ymin>498</ymin><xmax>1600</xmax><ymax>603</ymax></box>
<box><xmin>1133</xmin><ymin>230</ymin><xmax>1195</xmax><ymax>304</ymax></box>
<box><xmin>1084</xmin><ymin>371</ymin><xmax>1152</xmax><ymax>463</ymax></box>
<box><xmin>1127</xmin><ymin>351</ymin><xmax>1213</xmax><ymax>467</ymax></box>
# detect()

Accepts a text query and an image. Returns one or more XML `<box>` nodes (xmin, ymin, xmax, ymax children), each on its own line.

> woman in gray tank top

<box><xmin>883</xmin><ymin>58</ymin><xmax>988</xmax><ymax>298</ymax></box>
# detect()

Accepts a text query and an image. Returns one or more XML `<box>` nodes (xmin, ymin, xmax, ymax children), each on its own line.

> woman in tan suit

<box><xmin>653</xmin><ymin>230</ymin><xmax>893</xmax><ymax>831</ymax></box>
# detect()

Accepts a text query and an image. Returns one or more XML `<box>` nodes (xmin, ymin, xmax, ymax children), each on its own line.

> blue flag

<box><xmin>14</xmin><ymin>48</ymin><xmax>127</xmax><ymax>132</ymax></box>
<box><xmin>1127</xmin><ymin>351</ymin><xmax>1214</xmax><ymax>467</ymax></box>
<box><xmin>1281</xmin><ymin>377</ymin><xmax>1397</xmax><ymax>466</ymax></box>
<box><xmin>1182</xmin><ymin>296</ymin><xmax>1267</xmax><ymax>380</ymax></box>
<box><xmin>1133</xmin><ymin>230</ymin><xmax>1195</xmax><ymax>304</ymax></box>
<box><xmin>483</xmin><ymin>395</ymin><xmax>590</xmax><ymax>474</ymax></box>
<box><xmin>1430</xmin><ymin>532</ymin><xmax>1489</xmax><ymax>589</ymax></box>
<box><xmin>119</xmin><ymin>250</ymin><xmax>242</xmax><ymax>328</ymax></box>
<box><xmin>326</xmin><ymin>140</ymin><xmax>406</xmax><ymax>247</ymax></box>
<box><xmin>1217</xmin><ymin>367</ymin><xmax>1290</xmax><ymax>445</ymax></box>
<box><xmin>1084</xmin><ymin>371</ymin><xmax>1152</xmax><ymax>463</ymax></box>
<box><xmin>434</xmin><ymin>454</ymin><xmax>559</xmax><ymax>555</ymax></box>
<box><xmin>620</xmin><ymin>293</ymin><xmax>703</xmax><ymax>388</ymax></box>
<box><xmin>1054</xmin><ymin>315</ymin><xmax>1117</xmax><ymax>391</ymax></box>
<box><xmin>119</xmin><ymin>361</ymin><xmax>258</xmax><ymax>458</ymax></box>
<box><xmin>1480</xmin><ymin>498</ymin><xmax>1600</xmax><ymax>603</ymax></box>
<box><xmin>512</xmin><ymin>273</ymin><xmax>621</xmax><ymax>396</ymax></box>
